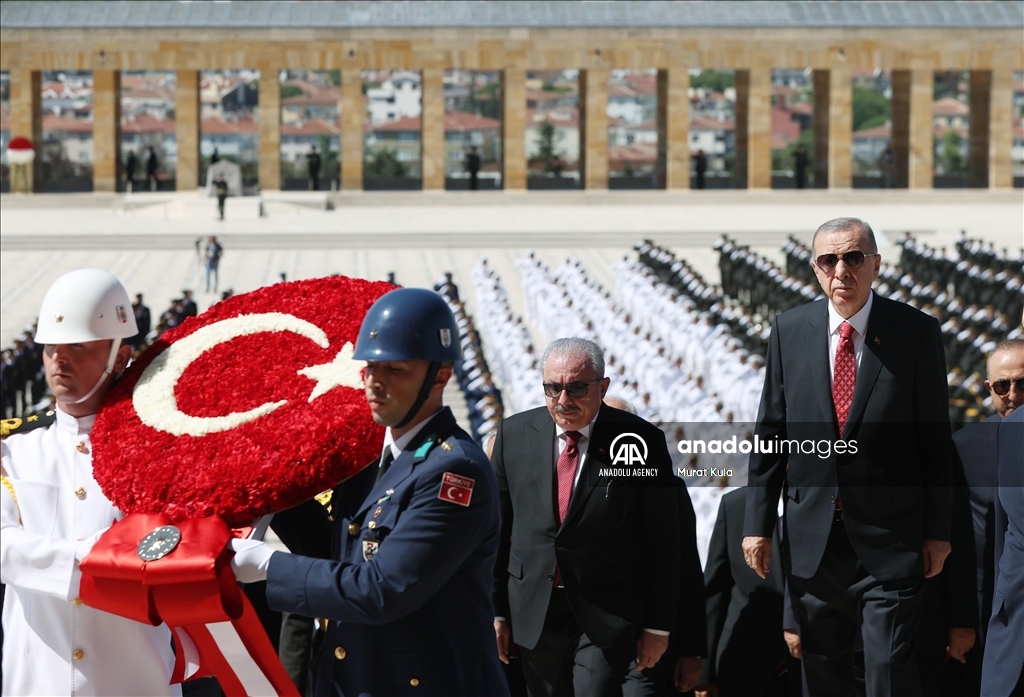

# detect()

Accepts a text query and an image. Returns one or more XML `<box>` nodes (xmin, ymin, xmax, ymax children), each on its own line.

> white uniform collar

<box><xmin>55</xmin><ymin>408</ymin><xmax>97</xmax><ymax>437</ymax></box>
<box><xmin>828</xmin><ymin>291</ymin><xmax>874</xmax><ymax>338</ymax></box>
<box><xmin>383</xmin><ymin>408</ymin><xmax>443</xmax><ymax>460</ymax></box>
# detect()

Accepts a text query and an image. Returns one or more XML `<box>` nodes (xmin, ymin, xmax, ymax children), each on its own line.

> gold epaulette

<box><xmin>1</xmin><ymin>410</ymin><xmax>57</xmax><ymax>439</ymax></box>
<box><xmin>1</xmin><ymin>474</ymin><xmax>21</xmax><ymax>523</ymax></box>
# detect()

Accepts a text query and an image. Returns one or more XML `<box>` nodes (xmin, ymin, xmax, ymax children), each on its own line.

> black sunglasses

<box><xmin>543</xmin><ymin>379</ymin><xmax>601</xmax><ymax>399</ymax></box>
<box><xmin>814</xmin><ymin>251</ymin><xmax>879</xmax><ymax>271</ymax></box>
<box><xmin>991</xmin><ymin>377</ymin><xmax>1024</xmax><ymax>396</ymax></box>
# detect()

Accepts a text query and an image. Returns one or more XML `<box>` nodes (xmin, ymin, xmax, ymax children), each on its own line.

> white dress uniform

<box><xmin>1</xmin><ymin>410</ymin><xmax>179</xmax><ymax>697</ymax></box>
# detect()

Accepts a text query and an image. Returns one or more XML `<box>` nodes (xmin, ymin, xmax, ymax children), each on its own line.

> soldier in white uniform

<box><xmin>1</xmin><ymin>269</ymin><xmax>179</xmax><ymax>697</ymax></box>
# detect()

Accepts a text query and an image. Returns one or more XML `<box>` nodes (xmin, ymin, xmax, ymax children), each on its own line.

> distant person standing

<box><xmin>879</xmin><ymin>144</ymin><xmax>894</xmax><ymax>189</ymax></box>
<box><xmin>306</xmin><ymin>145</ymin><xmax>321</xmax><ymax>190</ymax></box>
<box><xmin>694</xmin><ymin>149</ymin><xmax>708</xmax><ymax>190</ymax></box>
<box><xmin>794</xmin><ymin>144</ymin><xmax>808</xmax><ymax>190</ymax></box>
<box><xmin>214</xmin><ymin>174</ymin><xmax>229</xmax><ymax>221</ymax></box>
<box><xmin>130</xmin><ymin>293</ymin><xmax>151</xmax><ymax>349</ymax></box>
<box><xmin>466</xmin><ymin>146</ymin><xmax>481</xmax><ymax>190</ymax></box>
<box><xmin>125</xmin><ymin>150</ymin><xmax>138</xmax><ymax>191</ymax></box>
<box><xmin>210</xmin><ymin>147</ymin><xmax>220</xmax><ymax>165</ymax></box>
<box><xmin>146</xmin><ymin>146</ymin><xmax>159</xmax><ymax>191</ymax></box>
<box><xmin>205</xmin><ymin>235</ymin><xmax>223</xmax><ymax>294</ymax></box>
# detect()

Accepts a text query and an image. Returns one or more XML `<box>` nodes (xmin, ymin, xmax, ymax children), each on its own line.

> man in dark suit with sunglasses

<box><xmin>491</xmin><ymin>337</ymin><xmax>695</xmax><ymax>697</ymax></box>
<box><xmin>743</xmin><ymin>217</ymin><xmax>954</xmax><ymax>696</ymax></box>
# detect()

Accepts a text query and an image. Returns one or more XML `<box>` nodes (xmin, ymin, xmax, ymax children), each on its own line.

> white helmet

<box><xmin>35</xmin><ymin>269</ymin><xmax>138</xmax><ymax>344</ymax></box>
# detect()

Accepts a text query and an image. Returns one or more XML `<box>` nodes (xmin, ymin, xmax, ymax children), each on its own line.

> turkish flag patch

<box><xmin>438</xmin><ymin>472</ymin><xmax>475</xmax><ymax>507</ymax></box>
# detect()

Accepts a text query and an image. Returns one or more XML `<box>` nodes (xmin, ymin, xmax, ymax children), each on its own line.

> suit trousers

<box><xmin>518</xmin><ymin>588</ymin><xmax>633</xmax><ymax>697</ymax></box>
<box><xmin>789</xmin><ymin>518</ymin><xmax>923</xmax><ymax>697</ymax></box>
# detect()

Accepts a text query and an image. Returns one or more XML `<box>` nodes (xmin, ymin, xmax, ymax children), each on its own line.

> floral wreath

<box><xmin>92</xmin><ymin>276</ymin><xmax>393</xmax><ymax>527</ymax></box>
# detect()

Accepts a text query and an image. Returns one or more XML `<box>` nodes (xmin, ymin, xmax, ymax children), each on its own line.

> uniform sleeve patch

<box><xmin>438</xmin><ymin>472</ymin><xmax>475</xmax><ymax>507</ymax></box>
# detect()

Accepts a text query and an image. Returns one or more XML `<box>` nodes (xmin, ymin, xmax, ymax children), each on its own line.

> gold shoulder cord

<box><xmin>0</xmin><ymin>474</ymin><xmax>21</xmax><ymax>524</ymax></box>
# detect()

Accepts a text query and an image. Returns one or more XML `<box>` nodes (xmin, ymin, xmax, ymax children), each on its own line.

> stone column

<box><xmin>908</xmin><ymin>70</ymin><xmax>934</xmax><ymax>189</ymax></box>
<box><xmin>812</xmin><ymin>70</ymin><xmax>830</xmax><ymax>188</ymax></box>
<box><xmin>340</xmin><ymin>69</ymin><xmax>363</xmax><ymax>190</ymax></box>
<box><xmin>92</xmin><ymin>70</ymin><xmax>121</xmax><ymax>193</ymax></box>
<box><xmin>735</xmin><ymin>65</ymin><xmax>771</xmax><ymax>189</ymax></box>
<box><xmin>890</xmin><ymin>70</ymin><xmax>910</xmax><ymax>188</ymax></box>
<box><xmin>421</xmin><ymin>67</ymin><xmax>445</xmax><ymax>191</ymax></box>
<box><xmin>579</xmin><ymin>68</ymin><xmax>608</xmax><ymax>190</ymax></box>
<box><xmin>258</xmin><ymin>66</ymin><xmax>281</xmax><ymax>191</ymax></box>
<box><xmin>175</xmin><ymin>70</ymin><xmax>200</xmax><ymax>190</ymax></box>
<box><xmin>813</xmin><ymin>68</ymin><xmax>852</xmax><ymax>189</ymax></box>
<box><xmin>502</xmin><ymin>68</ymin><xmax>526</xmax><ymax>191</ymax></box>
<box><xmin>988</xmin><ymin>68</ymin><xmax>1014</xmax><ymax>189</ymax></box>
<box><xmin>968</xmin><ymin>70</ymin><xmax>991</xmax><ymax>188</ymax></box>
<box><xmin>657</xmin><ymin>68</ymin><xmax>689</xmax><ymax>189</ymax></box>
<box><xmin>9</xmin><ymin>69</ymin><xmax>42</xmax><ymax>193</ymax></box>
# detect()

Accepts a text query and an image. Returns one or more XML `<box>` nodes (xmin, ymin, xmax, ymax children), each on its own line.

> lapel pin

<box><xmin>873</xmin><ymin>337</ymin><xmax>881</xmax><ymax>345</ymax></box>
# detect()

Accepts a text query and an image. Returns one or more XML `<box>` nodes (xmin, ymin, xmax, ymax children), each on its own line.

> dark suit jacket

<box><xmin>745</xmin><ymin>293</ymin><xmax>953</xmax><ymax>581</ymax></box>
<box><xmin>981</xmin><ymin>407</ymin><xmax>1024</xmax><ymax>696</ymax></box>
<box><xmin>953</xmin><ymin>415</ymin><xmax>1000</xmax><ymax>641</ymax></box>
<box><xmin>268</xmin><ymin>409</ymin><xmax>508</xmax><ymax>697</ymax></box>
<box><xmin>492</xmin><ymin>404</ymin><xmax>682</xmax><ymax>651</ymax></box>
<box><xmin>701</xmin><ymin>488</ymin><xmax>786</xmax><ymax>696</ymax></box>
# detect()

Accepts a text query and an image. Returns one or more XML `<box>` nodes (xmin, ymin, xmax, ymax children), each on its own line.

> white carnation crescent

<box><xmin>132</xmin><ymin>312</ymin><xmax>364</xmax><ymax>437</ymax></box>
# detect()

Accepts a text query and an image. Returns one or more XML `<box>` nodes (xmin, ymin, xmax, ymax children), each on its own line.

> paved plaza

<box><xmin>3</xmin><ymin>189</ymin><xmax>1020</xmax><ymax>345</ymax></box>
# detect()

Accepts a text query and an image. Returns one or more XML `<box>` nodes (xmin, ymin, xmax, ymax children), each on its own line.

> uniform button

<box><xmin>76</xmin><ymin>441</ymin><xmax>88</xmax><ymax>453</ymax></box>
<box><xmin>547</xmin><ymin>573</ymin><xmax>554</xmax><ymax>581</ymax></box>
<box><xmin>410</xmin><ymin>678</ymin><xmax>420</xmax><ymax>687</ymax></box>
<box><xmin>72</xmin><ymin>597</ymin><xmax>83</xmax><ymax>606</ymax></box>
<box><xmin>334</xmin><ymin>646</ymin><xmax>347</xmax><ymax>660</ymax></box>
<box><xmin>348</xmin><ymin>523</ymin><xmax>360</xmax><ymax>536</ymax></box>
<box><xmin>72</xmin><ymin>649</ymin><xmax>85</xmax><ymax>661</ymax></box>
<box><xmin>368</xmin><ymin>521</ymin><xmax>377</xmax><ymax>530</ymax></box>
<box><xmin>75</xmin><ymin>487</ymin><xmax>87</xmax><ymax>499</ymax></box>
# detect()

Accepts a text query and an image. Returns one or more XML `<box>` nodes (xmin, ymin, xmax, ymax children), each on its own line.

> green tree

<box><xmin>280</xmin><ymin>83</ymin><xmax>304</xmax><ymax>99</ymax></box>
<box><xmin>534</xmin><ymin>120</ymin><xmax>564</xmax><ymax>174</ymax></box>
<box><xmin>690</xmin><ymin>70</ymin><xmax>735</xmax><ymax>93</ymax></box>
<box><xmin>365</xmin><ymin>148</ymin><xmax>407</xmax><ymax>178</ymax></box>
<box><xmin>938</xmin><ymin>130</ymin><xmax>966</xmax><ymax>175</ymax></box>
<box><xmin>852</xmin><ymin>86</ymin><xmax>890</xmax><ymax>131</ymax></box>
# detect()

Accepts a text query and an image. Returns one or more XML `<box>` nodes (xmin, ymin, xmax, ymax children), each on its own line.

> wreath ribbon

<box><xmin>79</xmin><ymin>512</ymin><xmax>298</xmax><ymax>697</ymax></box>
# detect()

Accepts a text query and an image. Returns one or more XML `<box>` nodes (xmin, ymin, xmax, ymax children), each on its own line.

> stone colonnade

<box><xmin>1</xmin><ymin>29</ymin><xmax>1019</xmax><ymax>192</ymax></box>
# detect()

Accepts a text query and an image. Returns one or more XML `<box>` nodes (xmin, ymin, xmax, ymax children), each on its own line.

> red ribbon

<box><xmin>79</xmin><ymin>512</ymin><xmax>298</xmax><ymax>697</ymax></box>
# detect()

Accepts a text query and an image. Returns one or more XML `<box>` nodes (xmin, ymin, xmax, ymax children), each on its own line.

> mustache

<box><xmin>553</xmin><ymin>405</ymin><xmax>580</xmax><ymax>414</ymax></box>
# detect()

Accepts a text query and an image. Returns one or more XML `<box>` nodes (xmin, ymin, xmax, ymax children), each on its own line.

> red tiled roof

<box><xmin>771</xmin><ymin>108</ymin><xmax>801</xmax><ymax>142</ymax></box>
<box><xmin>790</xmin><ymin>102</ymin><xmax>813</xmax><ymax>116</ymax></box>
<box><xmin>281</xmin><ymin>119</ymin><xmax>341</xmax><ymax>136</ymax></box>
<box><xmin>368</xmin><ymin>110</ymin><xmax>500</xmax><ymax>133</ymax></box>
<box><xmin>527</xmin><ymin>108</ymin><xmax>579</xmax><ymax>129</ymax></box>
<box><xmin>608</xmin><ymin>143</ymin><xmax>657</xmax><ymax>162</ymax></box>
<box><xmin>690</xmin><ymin>116</ymin><xmax>734</xmax><ymax>131</ymax></box>
<box><xmin>933</xmin><ymin>97</ymin><xmax>969</xmax><ymax>115</ymax></box>
<box><xmin>853</xmin><ymin>124</ymin><xmax>891</xmax><ymax>138</ymax></box>
<box><xmin>200</xmin><ymin>114</ymin><xmax>259</xmax><ymax>134</ymax></box>
<box><xmin>122</xmin><ymin>113</ymin><xmax>176</xmax><ymax>134</ymax></box>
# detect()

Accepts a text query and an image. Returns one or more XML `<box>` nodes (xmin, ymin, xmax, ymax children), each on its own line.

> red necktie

<box><xmin>556</xmin><ymin>431</ymin><xmax>581</xmax><ymax>524</ymax></box>
<box><xmin>833</xmin><ymin>321</ymin><xmax>856</xmax><ymax>435</ymax></box>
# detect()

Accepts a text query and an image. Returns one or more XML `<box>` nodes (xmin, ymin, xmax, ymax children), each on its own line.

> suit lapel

<box><xmin>561</xmin><ymin>409</ymin><xmax>609</xmax><ymax>529</ymax></box>
<box><xmin>530</xmin><ymin>413</ymin><xmax>557</xmax><ymax>529</ymax></box>
<box><xmin>845</xmin><ymin>294</ymin><xmax>890</xmax><ymax>438</ymax></box>
<box><xmin>805</xmin><ymin>302</ymin><xmax>835</xmax><ymax>424</ymax></box>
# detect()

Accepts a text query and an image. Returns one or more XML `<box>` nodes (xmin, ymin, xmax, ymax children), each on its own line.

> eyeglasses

<box><xmin>990</xmin><ymin>377</ymin><xmax>1024</xmax><ymax>396</ymax></box>
<box><xmin>814</xmin><ymin>251</ymin><xmax>879</xmax><ymax>271</ymax></box>
<box><xmin>543</xmin><ymin>379</ymin><xmax>601</xmax><ymax>399</ymax></box>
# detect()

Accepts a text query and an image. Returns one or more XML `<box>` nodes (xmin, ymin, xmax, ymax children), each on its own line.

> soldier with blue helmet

<box><xmin>231</xmin><ymin>287</ymin><xmax>510</xmax><ymax>697</ymax></box>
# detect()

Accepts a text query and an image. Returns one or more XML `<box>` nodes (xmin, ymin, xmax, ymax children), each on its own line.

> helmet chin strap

<box><xmin>69</xmin><ymin>338</ymin><xmax>122</xmax><ymax>405</ymax></box>
<box><xmin>394</xmin><ymin>361</ymin><xmax>441</xmax><ymax>430</ymax></box>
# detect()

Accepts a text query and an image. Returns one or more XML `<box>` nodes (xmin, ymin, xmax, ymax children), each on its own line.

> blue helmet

<box><xmin>353</xmin><ymin>288</ymin><xmax>463</xmax><ymax>362</ymax></box>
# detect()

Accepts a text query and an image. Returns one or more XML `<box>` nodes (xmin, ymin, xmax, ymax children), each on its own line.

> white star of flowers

<box><xmin>297</xmin><ymin>342</ymin><xmax>364</xmax><ymax>403</ymax></box>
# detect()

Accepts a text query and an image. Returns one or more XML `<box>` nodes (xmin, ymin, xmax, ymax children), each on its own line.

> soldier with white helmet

<box><xmin>1</xmin><ymin>269</ymin><xmax>179</xmax><ymax>696</ymax></box>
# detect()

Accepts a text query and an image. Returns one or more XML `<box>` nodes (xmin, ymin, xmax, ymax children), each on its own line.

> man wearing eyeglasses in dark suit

<box><xmin>743</xmin><ymin>217</ymin><xmax>954</xmax><ymax>697</ymax></box>
<box><xmin>491</xmin><ymin>337</ymin><xmax>701</xmax><ymax>697</ymax></box>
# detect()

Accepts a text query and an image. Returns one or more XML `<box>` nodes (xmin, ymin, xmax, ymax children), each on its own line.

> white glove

<box><xmin>75</xmin><ymin>526</ymin><xmax>111</xmax><ymax>563</ymax></box>
<box><xmin>229</xmin><ymin>538</ymin><xmax>275</xmax><ymax>583</ymax></box>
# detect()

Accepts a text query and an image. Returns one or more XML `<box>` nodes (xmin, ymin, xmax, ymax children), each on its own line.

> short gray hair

<box><xmin>812</xmin><ymin>217</ymin><xmax>878</xmax><ymax>254</ymax></box>
<box><xmin>988</xmin><ymin>338</ymin><xmax>1024</xmax><ymax>377</ymax></box>
<box><xmin>603</xmin><ymin>394</ymin><xmax>637</xmax><ymax>414</ymax></box>
<box><xmin>541</xmin><ymin>337</ymin><xmax>605</xmax><ymax>378</ymax></box>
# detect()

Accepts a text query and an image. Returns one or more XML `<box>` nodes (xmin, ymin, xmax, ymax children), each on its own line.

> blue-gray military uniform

<box><xmin>266</xmin><ymin>407</ymin><xmax>509</xmax><ymax>697</ymax></box>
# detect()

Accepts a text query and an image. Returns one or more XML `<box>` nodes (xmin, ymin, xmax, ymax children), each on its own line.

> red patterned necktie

<box><xmin>833</xmin><ymin>321</ymin><xmax>856</xmax><ymax>435</ymax></box>
<box><xmin>556</xmin><ymin>431</ymin><xmax>582</xmax><ymax>524</ymax></box>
